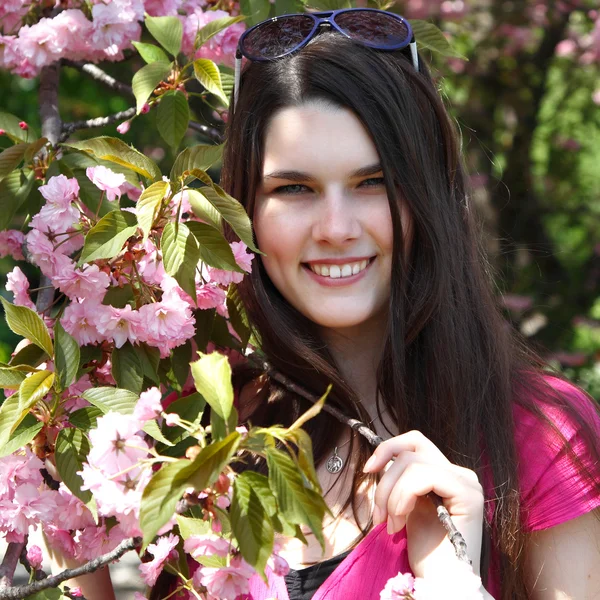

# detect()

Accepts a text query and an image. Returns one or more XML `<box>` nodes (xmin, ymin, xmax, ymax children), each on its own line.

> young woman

<box><xmin>217</xmin><ymin>8</ymin><xmax>600</xmax><ymax>600</ymax></box>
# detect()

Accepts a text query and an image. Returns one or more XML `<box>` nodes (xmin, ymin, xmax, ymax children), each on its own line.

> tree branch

<box><xmin>0</xmin><ymin>541</ymin><xmax>26</xmax><ymax>590</ymax></box>
<box><xmin>60</xmin><ymin>107</ymin><xmax>137</xmax><ymax>142</ymax></box>
<box><xmin>0</xmin><ymin>537</ymin><xmax>140</xmax><ymax>600</ymax></box>
<box><xmin>62</xmin><ymin>61</ymin><xmax>134</xmax><ymax>98</ymax></box>
<box><xmin>188</xmin><ymin>120</ymin><xmax>223</xmax><ymax>144</ymax></box>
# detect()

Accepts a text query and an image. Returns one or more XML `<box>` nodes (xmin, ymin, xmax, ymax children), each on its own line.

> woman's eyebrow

<box><xmin>262</xmin><ymin>163</ymin><xmax>382</xmax><ymax>182</ymax></box>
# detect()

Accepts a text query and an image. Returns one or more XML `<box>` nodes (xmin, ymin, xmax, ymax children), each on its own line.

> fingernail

<box><xmin>363</xmin><ymin>455</ymin><xmax>375</xmax><ymax>472</ymax></box>
<box><xmin>373</xmin><ymin>506</ymin><xmax>381</xmax><ymax>525</ymax></box>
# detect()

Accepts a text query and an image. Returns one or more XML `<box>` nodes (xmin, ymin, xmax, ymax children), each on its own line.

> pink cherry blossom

<box><xmin>61</xmin><ymin>301</ymin><xmax>105</xmax><ymax>346</ymax></box>
<box><xmin>5</xmin><ymin>266</ymin><xmax>36</xmax><ymax>310</ymax></box>
<box><xmin>139</xmin><ymin>533</ymin><xmax>180</xmax><ymax>586</ymax></box>
<box><xmin>50</xmin><ymin>9</ymin><xmax>94</xmax><ymax>60</ymax></box>
<box><xmin>0</xmin><ymin>449</ymin><xmax>44</xmax><ymax>499</ymax></box>
<box><xmin>53</xmin><ymin>262</ymin><xmax>111</xmax><ymax>301</ymax></box>
<box><xmin>90</xmin><ymin>0</ymin><xmax>144</xmax><ymax>60</ymax></box>
<box><xmin>196</xmin><ymin>283</ymin><xmax>226</xmax><ymax>310</ymax></box>
<box><xmin>26</xmin><ymin>544</ymin><xmax>43</xmax><ymax>570</ymax></box>
<box><xmin>194</xmin><ymin>555</ymin><xmax>255</xmax><ymax>600</ymax></box>
<box><xmin>164</xmin><ymin>413</ymin><xmax>181</xmax><ymax>427</ymax></box>
<box><xmin>183</xmin><ymin>534</ymin><xmax>230</xmax><ymax>559</ymax></box>
<box><xmin>75</xmin><ymin>523</ymin><xmax>127</xmax><ymax>561</ymax></box>
<box><xmin>30</xmin><ymin>175</ymin><xmax>81</xmax><ymax>234</ymax></box>
<box><xmin>95</xmin><ymin>304</ymin><xmax>142</xmax><ymax>348</ymax></box>
<box><xmin>42</xmin><ymin>525</ymin><xmax>78</xmax><ymax>559</ymax></box>
<box><xmin>53</xmin><ymin>484</ymin><xmax>95</xmax><ymax>531</ymax></box>
<box><xmin>380</xmin><ymin>572</ymin><xmax>415</xmax><ymax>599</ymax></box>
<box><xmin>267</xmin><ymin>551</ymin><xmax>290</xmax><ymax>577</ymax></box>
<box><xmin>14</xmin><ymin>18</ymin><xmax>65</xmax><ymax>71</ymax></box>
<box><xmin>26</xmin><ymin>229</ymin><xmax>75</xmax><ymax>278</ymax></box>
<box><xmin>134</xmin><ymin>387</ymin><xmax>163</xmax><ymax>422</ymax></box>
<box><xmin>86</xmin><ymin>166</ymin><xmax>127</xmax><ymax>201</ymax></box>
<box><xmin>207</xmin><ymin>241</ymin><xmax>253</xmax><ymax>285</ymax></box>
<box><xmin>145</xmin><ymin>0</ymin><xmax>185</xmax><ymax>15</ymax></box>
<box><xmin>117</xmin><ymin>120</ymin><xmax>131</xmax><ymax>134</ymax></box>
<box><xmin>0</xmin><ymin>229</ymin><xmax>25</xmax><ymax>260</ymax></box>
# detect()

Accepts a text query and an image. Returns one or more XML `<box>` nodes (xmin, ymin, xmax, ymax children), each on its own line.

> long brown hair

<box><xmin>219</xmin><ymin>32</ymin><xmax>600</xmax><ymax>599</ymax></box>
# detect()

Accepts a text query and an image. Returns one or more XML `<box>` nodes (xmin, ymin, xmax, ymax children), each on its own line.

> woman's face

<box><xmin>254</xmin><ymin>102</ymin><xmax>411</xmax><ymax>331</ymax></box>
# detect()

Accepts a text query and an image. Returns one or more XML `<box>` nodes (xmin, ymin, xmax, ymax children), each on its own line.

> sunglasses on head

<box><xmin>233</xmin><ymin>8</ymin><xmax>418</xmax><ymax>108</ymax></box>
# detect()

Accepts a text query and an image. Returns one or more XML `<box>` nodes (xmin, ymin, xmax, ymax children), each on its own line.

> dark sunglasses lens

<box><xmin>242</xmin><ymin>15</ymin><xmax>315</xmax><ymax>59</ymax></box>
<box><xmin>335</xmin><ymin>10</ymin><xmax>410</xmax><ymax>47</ymax></box>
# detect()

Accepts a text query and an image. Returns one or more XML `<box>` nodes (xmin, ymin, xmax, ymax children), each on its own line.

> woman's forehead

<box><xmin>261</xmin><ymin>103</ymin><xmax>381</xmax><ymax>180</ymax></box>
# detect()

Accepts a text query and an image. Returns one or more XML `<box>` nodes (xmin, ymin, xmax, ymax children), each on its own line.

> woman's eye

<box><xmin>272</xmin><ymin>184</ymin><xmax>312</xmax><ymax>195</ymax></box>
<box><xmin>359</xmin><ymin>177</ymin><xmax>385</xmax><ymax>188</ymax></box>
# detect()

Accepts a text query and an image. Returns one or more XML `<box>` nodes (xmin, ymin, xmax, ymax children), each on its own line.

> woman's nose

<box><xmin>312</xmin><ymin>190</ymin><xmax>361</xmax><ymax>245</ymax></box>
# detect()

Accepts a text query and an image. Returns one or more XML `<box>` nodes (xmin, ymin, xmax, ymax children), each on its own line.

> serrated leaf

<box><xmin>79</xmin><ymin>209</ymin><xmax>138</xmax><ymax>264</ymax></box>
<box><xmin>176</xmin><ymin>515</ymin><xmax>211</xmax><ymax>540</ymax></box>
<box><xmin>157</xmin><ymin>91</ymin><xmax>190</xmax><ymax>149</ymax></box>
<box><xmin>170</xmin><ymin>145</ymin><xmax>223</xmax><ymax>184</ymax></box>
<box><xmin>64</xmin><ymin>137</ymin><xmax>162</xmax><ymax>181</ymax></box>
<box><xmin>0</xmin><ymin>142</ymin><xmax>28</xmax><ymax>182</ymax></box>
<box><xmin>54</xmin><ymin>320</ymin><xmax>80</xmax><ymax>391</ymax></box>
<box><xmin>0</xmin><ymin>168</ymin><xmax>35</xmax><ymax>230</ymax></box>
<box><xmin>227</xmin><ymin>284</ymin><xmax>251</xmax><ymax>348</ymax></box>
<box><xmin>132</xmin><ymin>60</ymin><xmax>173</xmax><ymax>114</ymax></box>
<box><xmin>161</xmin><ymin>222</ymin><xmax>200</xmax><ymax>303</ymax></box>
<box><xmin>0</xmin><ymin>393</ymin><xmax>24</xmax><ymax>450</ymax></box>
<box><xmin>193</xmin><ymin>59</ymin><xmax>228</xmax><ymax>106</ymax></box>
<box><xmin>137</xmin><ymin>343</ymin><xmax>161</xmax><ymax>385</ymax></box>
<box><xmin>183</xmin><ymin>170</ymin><xmax>258</xmax><ymax>252</ymax></box>
<box><xmin>186</xmin><ymin>431</ymin><xmax>241</xmax><ymax>491</ymax></box>
<box><xmin>238</xmin><ymin>471</ymin><xmax>278</xmax><ymax>516</ymax></box>
<box><xmin>195</xmin><ymin>16</ymin><xmax>246</xmax><ymax>49</ymax></box>
<box><xmin>136</xmin><ymin>180</ymin><xmax>169</xmax><ymax>240</ymax></box>
<box><xmin>0</xmin><ymin>111</ymin><xmax>36</xmax><ymax>143</ymax></box>
<box><xmin>0</xmin><ymin>297</ymin><xmax>53</xmax><ymax>357</ymax></box>
<box><xmin>289</xmin><ymin>384</ymin><xmax>329</xmax><ymax>432</ymax></box>
<box><xmin>289</xmin><ymin>428</ymin><xmax>320</xmax><ymax>491</ymax></box>
<box><xmin>411</xmin><ymin>20</ymin><xmax>466</xmax><ymax>59</ymax></box>
<box><xmin>18</xmin><ymin>370</ymin><xmax>54</xmax><ymax>411</ymax></box>
<box><xmin>24</xmin><ymin>137</ymin><xmax>48</xmax><ymax>162</ymax></box>
<box><xmin>102</xmin><ymin>284</ymin><xmax>135</xmax><ymax>308</ymax></box>
<box><xmin>55</xmin><ymin>427</ymin><xmax>93</xmax><ymax>504</ymax></box>
<box><xmin>171</xmin><ymin>340</ymin><xmax>192</xmax><ymax>391</ymax></box>
<box><xmin>82</xmin><ymin>386</ymin><xmax>139</xmax><ymax>414</ymax></box>
<box><xmin>239</xmin><ymin>0</ymin><xmax>271</xmax><ymax>26</ymax></box>
<box><xmin>210</xmin><ymin>404</ymin><xmax>238</xmax><ymax>442</ymax></box>
<box><xmin>143</xmin><ymin>420</ymin><xmax>174</xmax><ymax>446</ymax></box>
<box><xmin>111</xmin><ymin>342</ymin><xmax>144</xmax><ymax>394</ymax></box>
<box><xmin>186</xmin><ymin>189</ymin><xmax>223</xmax><ymax>231</ymax></box>
<box><xmin>0</xmin><ymin>414</ymin><xmax>43</xmax><ymax>458</ymax></box>
<box><xmin>68</xmin><ymin>406</ymin><xmax>103</xmax><ymax>431</ymax></box>
<box><xmin>9</xmin><ymin>343</ymin><xmax>47</xmax><ymax>369</ymax></box>
<box><xmin>145</xmin><ymin>15</ymin><xmax>183</xmax><ymax>57</ymax></box>
<box><xmin>132</xmin><ymin>41</ymin><xmax>170</xmax><ymax>64</ymax></box>
<box><xmin>190</xmin><ymin>351</ymin><xmax>233</xmax><ymax>420</ymax></box>
<box><xmin>0</xmin><ymin>367</ymin><xmax>27</xmax><ymax>389</ymax></box>
<box><xmin>187</xmin><ymin>221</ymin><xmax>242</xmax><ymax>272</ymax></box>
<box><xmin>231</xmin><ymin>472</ymin><xmax>273</xmax><ymax>578</ymax></box>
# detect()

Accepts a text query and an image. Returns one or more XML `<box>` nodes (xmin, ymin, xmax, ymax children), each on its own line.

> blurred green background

<box><xmin>1</xmin><ymin>0</ymin><xmax>600</xmax><ymax>397</ymax></box>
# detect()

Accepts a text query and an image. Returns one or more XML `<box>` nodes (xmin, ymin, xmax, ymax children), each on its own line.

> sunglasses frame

<box><xmin>233</xmin><ymin>8</ymin><xmax>418</xmax><ymax>108</ymax></box>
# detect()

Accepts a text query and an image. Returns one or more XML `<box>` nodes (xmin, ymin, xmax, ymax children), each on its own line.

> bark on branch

<box><xmin>60</xmin><ymin>107</ymin><xmax>137</xmax><ymax>142</ymax></box>
<box><xmin>0</xmin><ymin>541</ymin><xmax>26</xmax><ymax>590</ymax></box>
<box><xmin>62</xmin><ymin>61</ymin><xmax>134</xmax><ymax>98</ymax></box>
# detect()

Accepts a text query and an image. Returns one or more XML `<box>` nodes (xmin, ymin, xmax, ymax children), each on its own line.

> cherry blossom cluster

<box><xmin>5</xmin><ymin>168</ymin><xmax>253</xmax><ymax>358</ymax></box>
<box><xmin>0</xmin><ymin>0</ymin><xmax>245</xmax><ymax>77</ymax></box>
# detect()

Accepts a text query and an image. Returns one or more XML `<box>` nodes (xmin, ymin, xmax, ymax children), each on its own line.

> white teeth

<box><xmin>309</xmin><ymin>259</ymin><xmax>372</xmax><ymax>279</ymax></box>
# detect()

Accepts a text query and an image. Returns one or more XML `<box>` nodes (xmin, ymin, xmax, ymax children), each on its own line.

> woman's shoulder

<box><xmin>510</xmin><ymin>372</ymin><xmax>600</xmax><ymax>532</ymax></box>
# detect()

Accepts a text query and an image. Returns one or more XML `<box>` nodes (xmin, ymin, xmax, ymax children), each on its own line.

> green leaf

<box><xmin>266</xmin><ymin>447</ymin><xmax>327</xmax><ymax>549</ymax></box>
<box><xmin>18</xmin><ymin>370</ymin><xmax>55</xmax><ymax>411</ymax></box>
<box><xmin>145</xmin><ymin>15</ymin><xmax>183</xmax><ymax>57</ymax></box>
<box><xmin>176</xmin><ymin>515</ymin><xmax>211</xmax><ymax>540</ymax></box>
<box><xmin>193</xmin><ymin>59</ymin><xmax>228</xmax><ymax>106</ymax></box>
<box><xmin>210</xmin><ymin>405</ymin><xmax>238</xmax><ymax>442</ymax></box>
<box><xmin>0</xmin><ymin>168</ymin><xmax>35</xmax><ymax>232</ymax></box>
<box><xmin>0</xmin><ymin>298</ymin><xmax>53</xmax><ymax>357</ymax></box>
<box><xmin>102</xmin><ymin>285</ymin><xmax>135</xmax><ymax>309</ymax></box>
<box><xmin>136</xmin><ymin>180</ymin><xmax>169</xmax><ymax>240</ymax></box>
<box><xmin>171</xmin><ymin>340</ymin><xmax>192</xmax><ymax>391</ymax></box>
<box><xmin>411</xmin><ymin>20</ymin><xmax>466</xmax><ymax>59</ymax></box>
<box><xmin>54</xmin><ymin>320</ymin><xmax>80</xmax><ymax>391</ymax></box>
<box><xmin>157</xmin><ymin>91</ymin><xmax>190</xmax><ymax>150</ymax></box>
<box><xmin>193</xmin><ymin>308</ymin><xmax>216</xmax><ymax>353</ymax></box>
<box><xmin>0</xmin><ymin>366</ymin><xmax>27</xmax><ymax>389</ymax></box>
<box><xmin>170</xmin><ymin>145</ymin><xmax>223</xmax><ymax>184</ymax></box>
<box><xmin>24</xmin><ymin>137</ymin><xmax>48</xmax><ymax>162</ymax></box>
<box><xmin>132</xmin><ymin>60</ymin><xmax>173</xmax><ymax>114</ymax></box>
<box><xmin>0</xmin><ymin>414</ymin><xmax>43</xmax><ymax>458</ymax></box>
<box><xmin>111</xmin><ymin>342</ymin><xmax>144</xmax><ymax>394</ymax></box>
<box><xmin>0</xmin><ymin>111</ymin><xmax>36</xmax><ymax>143</ymax></box>
<box><xmin>82</xmin><ymin>387</ymin><xmax>139</xmax><ymax>414</ymax></box>
<box><xmin>0</xmin><ymin>393</ymin><xmax>24</xmax><ymax>450</ymax></box>
<box><xmin>143</xmin><ymin>420</ymin><xmax>174</xmax><ymax>446</ymax></box>
<box><xmin>68</xmin><ymin>406</ymin><xmax>103</xmax><ymax>431</ymax></box>
<box><xmin>227</xmin><ymin>284</ymin><xmax>251</xmax><ymax>348</ymax></box>
<box><xmin>239</xmin><ymin>471</ymin><xmax>278</xmax><ymax>516</ymax></box>
<box><xmin>190</xmin><ymin>351</ymin><xmax>234</xmax><ymax>420</ymax></box>
<box><xmin>183</xmin><ymin>171</ymin><xmax>259</xmax><ymax>252</ymax></box>
<box><xmin>186</xmin><ymin>189</ymin><xmax>223</xmax><ymax>231</ymax></box>
<box><xmin>132</xmin><ymin>41</ymin><xmax>170</xmax><ymax>63</ymax></box>
<box><xmin>187</xmin><ymin>221</ymin><xmax>242</xmax><ymax>271</ymax></box>
<box><xmin>195</xmin><ymin>16</ymin><xmax>246</xmax><ymax>49</ymax></box>
<box><xmin>9</xmin><ymin>343</ymin><xmax>47</xmax><ymax>369</ymax></box>
<box><xmin>0</xmin><ymin>142</ymin><xmax>28</xmax><ymax>182</ymax></box>
<box><xmin>161</xmin><ymin>222</ymin><xmax>200</xmax><ymax>303</ymax></box>
<box><xmin>239</xmin><ymin>0</ymin><xmax>271</xmax><ymax>26</ymax></box>
<box><xmin>55</xmin><ymin>427</ymin><xmax>93</xmax><ymax>504</ymax></box>
<box><xmin>23</xmin><ymin>588</ymin><xmax>63</xmax><ymax>600</ymax></box>
<box><xmin>274</xmin><ymin>0</ymin><xmax>303</xmax><ymax>15</ymax></box>
<box><xmin>289</xmin><ymin>428</ymin><xmax>320</xmax><ymax>490</ymax></box>
<box><xmin>65</xmin><ymin>137</ymin><xmax>162</xmax><ymax>181</ymax></box>
<box><xmin>289</xmin><ymin>384</ymin><xmax>329</xmax><ymax>432</ymax></box>
<box><xmin>231</xmin><ymin>471</ymin><xmax>273</xmax><ymax>578</ymax></box>
<box><xmin>219</xmin><ymin>68</ymin><xmax>234</xmax><ymax>102</ymax></box>
<box><xmin>137</xmin><ymin>343</ymin><xmax>161</xmax><ymax>385</ymax></box>
<box><xmin>156</xmin><ymin>392</ymin><xmax>206</xmax><ymax>456</ymax></box>
<box><xmin>79</xmin><ymin>209</ymin><xmax>138</xmax><ymax>264</ymax></box>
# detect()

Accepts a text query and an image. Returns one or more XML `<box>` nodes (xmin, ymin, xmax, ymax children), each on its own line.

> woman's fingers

<box><xmin>363</xmin><ymin>430</ymin><xmax>448</xmax><ymax>473</ymax></box>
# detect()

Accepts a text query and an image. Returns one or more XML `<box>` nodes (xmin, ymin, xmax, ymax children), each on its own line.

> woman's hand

<box><xmin>363</xmin><ymin>430</ymin><xmax>485</xmax><ymax>579</ymax></box>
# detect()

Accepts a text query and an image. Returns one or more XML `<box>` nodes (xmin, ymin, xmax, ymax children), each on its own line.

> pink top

<box><xmin>243</xmin><ymin>376</ymin><xmax>600</xmax><ymax>599</ymax></box>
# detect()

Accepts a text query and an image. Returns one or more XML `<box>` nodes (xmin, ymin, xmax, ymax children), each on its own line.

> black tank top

<box><xmin>284</xmin><ymin>550</ymin><xmax>352</xmax><ymax>600</ymax></box>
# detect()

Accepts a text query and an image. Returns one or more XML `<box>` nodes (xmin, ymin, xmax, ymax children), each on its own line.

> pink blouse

<box><xmin>243</xmin><ymin>376</ymin><xmax>600</xmax><ymax>599</ymax></box>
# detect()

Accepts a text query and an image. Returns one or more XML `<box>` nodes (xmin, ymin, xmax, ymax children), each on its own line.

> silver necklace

<box><xmin>326</xmin><ymin>407</ymin><xmax>389</xmax><ymax>474</ymax></box>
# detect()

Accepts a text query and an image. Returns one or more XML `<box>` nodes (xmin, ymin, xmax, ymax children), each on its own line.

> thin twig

<box><xmin>0</xmin><ymin>537</ymin><xmax>141</xmax><ymax>600</ymax></box>
<box><xmin>60</xmin><ymin>107</ymin><xmax>136</xmax><ymax>142</ymax></box>
<box><xmin>62</xmin><ymin>61</ymin><xmax>134</xmax><ymax>97</ymax></box>
<box><xmin>188</xmin><ymin>120</ymin><xmax>223</xmax><ymax>144</ymax></box>
<box><xmin>248</xmin><ymin>353</ymin><xmax>473</xmax><ymax>565</ymax></box>
<box><xmin>0</xmin><ymin>541</ymin><xmax>26</xmax><ymax>590</ymax></box>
